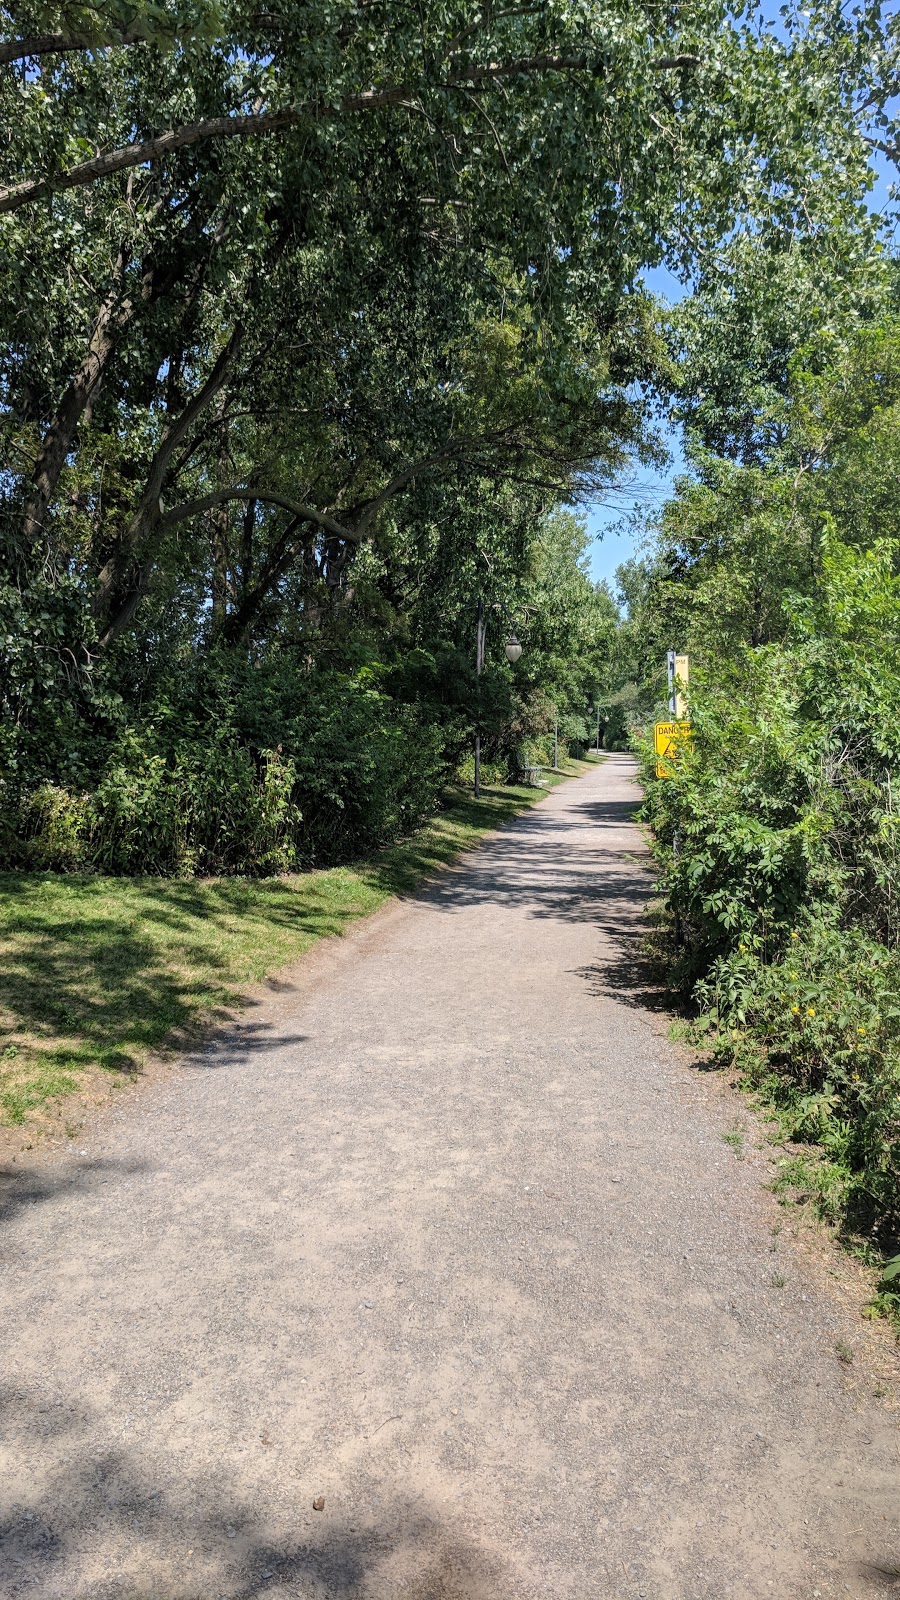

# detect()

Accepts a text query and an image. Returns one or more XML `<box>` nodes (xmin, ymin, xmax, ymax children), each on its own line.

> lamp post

<box><xmin>474</xmin><ymin>599</ymin><xmax>485</xmax><ymax>798</ymax></box>
<box><xmin>474</xmin><ymin>600</ymin><xmax>524</xmax><ymax>797</ymax></box>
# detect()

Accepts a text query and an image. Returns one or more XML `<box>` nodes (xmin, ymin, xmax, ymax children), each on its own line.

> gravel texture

<box><xmin>1</xmin><ymin>753</ymin><xmax>898</xmax><ymax>1600</ymax></box>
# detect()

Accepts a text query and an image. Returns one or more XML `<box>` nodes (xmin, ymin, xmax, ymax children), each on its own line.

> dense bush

<box><xmin>14</xmin><ymin>740</ymin><xmax>302</xmax><ymax>876</ymax></box>
<box><xmin>0</xmin><ymin>496</ymin><xmax>617</xmax><ymax>877</ymax></box>
<box><xmin>695</xmin><ymin>929</ymin><xmax>900</xmax><ymax>1235</ymax></box>
<box><xmin>626</xmin><ymin>298</ymin><xmax>900</xmax><ymax>1261</ymax></box>
<box><xmin>0</xmin><ymin>655</ymin><xmax>464</xmax><ymax>875</ymax></box>
<box><xmin>638</xmin><ymin>535</ymin><xmax>900</xmax><ymax>1245</ymax></box>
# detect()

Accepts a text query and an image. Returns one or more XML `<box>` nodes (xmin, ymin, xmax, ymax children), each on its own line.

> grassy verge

<box><xmin>0</xmin><ymin>759</ymin><xmax>597</xmax><ymax>1131</ymax></box>
<box><xmin>663</xmin><ymin>1009</ymin><xmax>900</xmax><ymax>1340</ymax></box>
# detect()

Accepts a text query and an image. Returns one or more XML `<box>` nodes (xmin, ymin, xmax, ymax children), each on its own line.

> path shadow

<box><xmin>2</xmin><ymin>1381</ymin><xmax>895</xmax><ymax>1599</ymax></box>
<box><xmin>572</xmin><ymin>947</ymin><xmax>672</xmax><ymax>1014</ymax></box>
<box><xmin>186</xmin><ymin>1020</ymin><xmax>311</xmax><ymax>1069</ymax></box>
<box><xmin>0</xmin><ymin>1155</ymin><xmax>148</xmax><ymax>1226</ymax></box>
<box><xmin>852</xmin><ymin>1562</ymin><xmax>900</xmax><ymax>1591</ymax></box>
<box><xmin>0</xmin><ymin>1385</ymin><xmax>510</xmax><ymax>1599</ymax></box>
<box><xmin>393</xmin><ymin>762</ymin><xmax>672</xmax><ymax>1015</ymax></box>
<box><xmin>406</xmin><ymin>793</ymin><xmax>657</xmax><ymax>959</ymax></box>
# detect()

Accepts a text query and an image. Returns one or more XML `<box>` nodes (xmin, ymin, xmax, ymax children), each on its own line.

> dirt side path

<box><xmin>1</xmin><ymin>754</ymin><xmax>897</xmax><ymax>1600</ymax></box>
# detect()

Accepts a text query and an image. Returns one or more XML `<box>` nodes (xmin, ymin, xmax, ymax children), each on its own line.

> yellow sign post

<box><xmin>654</xmin><ymin>720</ymin><xmax>692</xmax><ymax>779</ymax></box>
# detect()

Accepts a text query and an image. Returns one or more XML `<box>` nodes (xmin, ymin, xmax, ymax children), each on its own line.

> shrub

<box><xmin>16</xmin><ymin>741</ymin><xmax>301</xmax><ymax>875</ymax></box>
<box><xmin>637</xmin><ymin>540</ymin><xmax>900</xmax><ymax>1243</ymax></box>
<box><xmin>0</xmin><ymin>656</ymin><xmax>462</xmax><ymax>875</ymax></box>
<box><xmin>696</xmin><ymin>928</ymin><xmax>900</xmax><ymax>1235</ymax></box>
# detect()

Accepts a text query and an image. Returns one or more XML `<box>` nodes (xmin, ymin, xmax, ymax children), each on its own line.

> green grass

<box><xmin>0</xmin><ymin>762</ymin><xmax>595</xmax><ymax>1128</ymax></box>
<box><xmin>721</xmin><ymin>1125</ymin><xmax>746</xmax><ymax>1160</ymax></box>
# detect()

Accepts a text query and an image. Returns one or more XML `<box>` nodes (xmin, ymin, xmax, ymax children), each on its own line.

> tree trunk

<box><xmin>221</xmin><ymin>515</ymin><xmax>302</xmax><ymax>646</ymax></box>
<box><xmin>23</xmin><ymin>244</ymin><xmax>137</xmax><ymax>544</ymax></box>
<box><xmin>210</xmin><ymin>403</ymin><xmax>231</xmax><ymax>637</ymax></box>
<box><xmin>94</xmin><ymin>325</ymin><xmax>243</xmax><ymax>649</ymax></box>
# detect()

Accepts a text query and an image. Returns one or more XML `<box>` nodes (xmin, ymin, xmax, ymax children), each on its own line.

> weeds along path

<box><xmin>1</xmin><ymin>754</ymin><xmax>897</xmax><ymax>1600</ymax></box>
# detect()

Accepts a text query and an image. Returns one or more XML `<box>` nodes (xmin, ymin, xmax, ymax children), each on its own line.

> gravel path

<box><xmin>1</xmin><ymin>754</ymin><xmax>898</xmax><ymax>1600</ymax></box>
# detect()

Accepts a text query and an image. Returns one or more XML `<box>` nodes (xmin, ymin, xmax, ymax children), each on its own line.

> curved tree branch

<box><xmin>94</xmin><ymin>325</ymin><xmax>244</xmax><ymax>643</ymax></box>
<box><xmin>159</xmin><ymin>487</ymin><xmax>362</xmax><ymax>543</ymax></box>
<box><xmin>0</xmin><ymin>25</ymin><xmax>154</xmax><ymax>63</ymax></box>
<box><xmin>0</xmin><ymin>52</ymin><xmax>699</xmax><ymax>215</ymax></box>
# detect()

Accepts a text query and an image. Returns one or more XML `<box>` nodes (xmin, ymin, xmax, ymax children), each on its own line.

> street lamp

<box><xmin>474</xmin><ymin>600</ymin><xmax>525</xmax><ymax>797</ymax></box>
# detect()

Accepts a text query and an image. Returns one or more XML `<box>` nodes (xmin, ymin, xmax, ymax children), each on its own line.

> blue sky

<box><xmin>584</xmin><ymin>135</ymin><xmax>898</xmax><ymax>591</ymax></box>
<box><xmin>585</xmin><ymin>263</ymin><xmax>687</xmax><ymax>589</ymax></box>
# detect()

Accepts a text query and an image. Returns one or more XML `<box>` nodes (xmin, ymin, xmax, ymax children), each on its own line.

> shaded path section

<box><xmin>0</xmin><ymin>755</ymin><xmax>897</xmax><ymax>1599</ymax></box>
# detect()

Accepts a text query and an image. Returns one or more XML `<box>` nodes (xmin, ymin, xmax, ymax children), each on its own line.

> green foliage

<box><xmin>1</xmin><ymin>655</ymin><xmax>466</xmax><ymax>873</ymax></box>
<box><xmin>638</xmin><ymin>536</ymin><xmax>900</xmax><ymax>1242</ymax></box>
<box><xmin>635</xmin><ymin>299</ymin><xmax>900</xmax><ymax>1257</ymax></box>
<box><xmin>20</xmin><ymin>741</ymin><xmax>301</xmax><ymax>876</ymax></box>
<box><xmin>0</xmin><ymin>0</ymin><xmax>887</xmax><ymax>883</ymax></box>
<box><xmin>0</xmin><ymin>491</ymin><xmax>622</xmax><ymax>875</ymax></box>
<box><xmin>697</xmin><ymin>928</ymin><xmax>900</xmax><ymax>1232</ymax></box>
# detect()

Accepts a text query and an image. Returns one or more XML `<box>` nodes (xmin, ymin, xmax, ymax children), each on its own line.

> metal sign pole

<box><xmin>474</xmin><ymin>598</ymin><xmax>485</xmax><ymax>797</ymax></box>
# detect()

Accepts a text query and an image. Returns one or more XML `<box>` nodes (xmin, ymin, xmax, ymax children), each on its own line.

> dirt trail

<box><xmin>1</xmin><ymin>754</ymin><xmax>898</xmax><ymax>1600</ymax></box>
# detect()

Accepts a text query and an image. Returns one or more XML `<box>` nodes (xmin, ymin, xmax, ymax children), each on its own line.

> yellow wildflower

<box><xmin>857</xmin><ymin>1026</ymin><xmax>866</xmax><ymax>1036</ymax></box>
<box><xmin>792</xmin><ymin>1005</ymin><xmax>800</xmax><ymax>1015</ymax></box>
<box><xmin>807</xmin><ymin>1006</ymin><xmax>815</xmax><ymax>1016</ymax></box>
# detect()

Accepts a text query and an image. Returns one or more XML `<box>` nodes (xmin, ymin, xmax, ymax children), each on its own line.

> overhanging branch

<box><xmin>0</xmin><ymin>11</ymin><xmax>284</xmax><ymax>63</ymax></box>
<box><xmin>863</xmin><ymin>133</ymin><xmax>899</xmax><ymax>164</ymax></box>
<box><xmin>0</xmin><ymin>25</ymin><xmax>154</xmax><ymax>63</ymax></box>
<box><xmin>0</xmin><ymin>51</ymin><xmax>699</xmax><ymax>214</ymax></box>
<box><xmin>159</xmin><ymin>487</ymin><xmax>362</xmax><ymax>544</ymax></box>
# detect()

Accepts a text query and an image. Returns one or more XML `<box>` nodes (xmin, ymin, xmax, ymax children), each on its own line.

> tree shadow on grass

<box><xmin>0</xmin><ymin>780</ymin><xmax>549</xmax><ymax>1081</ymax></box>
<box><xmin>0</xmin><ymin>874</ymin><xmax>376</xmax><ymax>1082</ymax></box>
<box><xmin>0</xmin><ymin>768</ymin><xmax>622</xmax><ymax>1115</ymax></box>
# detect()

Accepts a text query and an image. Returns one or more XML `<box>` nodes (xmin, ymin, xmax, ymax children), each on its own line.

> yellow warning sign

<box><xmin>654</xmin><ymin>720</ymin><xmax>692</xmax><ymax>779</ymax></box>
